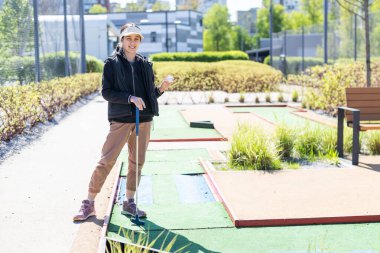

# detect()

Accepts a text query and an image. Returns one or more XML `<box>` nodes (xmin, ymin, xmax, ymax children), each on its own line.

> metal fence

<box><xmin>0</xmin><ymin>0</ymin><xmax>86</xmax><ymax>86</ymax></box>
<box><xmin>267</xmin><ymin>11</ymin><xmax>380</xmax><ymax>73</ymax></box>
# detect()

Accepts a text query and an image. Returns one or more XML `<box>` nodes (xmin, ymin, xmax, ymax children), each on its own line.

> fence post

<box><xmin>354</xmin><ymin>14</ymin><xmax>357</xmax><ymax>61</ymax></box>
<box><xmin>324</xmin><ymin>0</ymin><xmax>328</xmax><ymax>64</ymax></box>
<box><xmin>63</xmin><ymin>0</ymin><xmax>71</xmax><ymax>76</ymax></box>
<box><xmin>79</xmin><ymin>0</ymin><xmax>86</xmax><ymax>73</ymax></box>
<box><xmin>269</xmin><ymin>0</ymin><xmax>273</xmax><ymax>66</ymax></box>
<box><xmin>33</xmin><ymin>0</ymin><xmax>41</xmax><ymax>83</ymax></box>
<box><xmin>165</xmin><ymin>11</ymin><xmax>169</xmax><ymax>52</ymax></box>
<box><xmin>302</xmin><ymin>26</ymin><xmax>305</xmax><ymax>72</ymax></box>
<box><xmin>284</xmin><ymin>30</ymin><xmax>287</xmax><ymax>75</ymax></box>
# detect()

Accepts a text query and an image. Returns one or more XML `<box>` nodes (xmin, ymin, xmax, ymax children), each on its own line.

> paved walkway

<box><xmin>0</xmin><ymin>95</ymin><xmax>112</xmax><ymax>253</ymax></box>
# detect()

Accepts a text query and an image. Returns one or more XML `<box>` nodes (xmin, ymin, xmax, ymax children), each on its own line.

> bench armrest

<box><xmin>338</xmin><ymin>106</ymin><xmax>360</xmax><ymax>113</ymax></box>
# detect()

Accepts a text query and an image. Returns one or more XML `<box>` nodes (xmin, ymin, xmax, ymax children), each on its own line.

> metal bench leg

<box><xmin>352</xmin><ymin>111</ymin><xmax>360</xmax><ymax>165</ymax></box>
<box><xmin>337</xmin><ymin>108</ymin><xmax>344</xmax><ymax>157</ymax></box>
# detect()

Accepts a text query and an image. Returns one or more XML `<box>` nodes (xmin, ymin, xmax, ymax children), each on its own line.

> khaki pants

<box><xmin>88</xmin><ymin>121</ymin><xmax>151</xmax><ymax>194</ymax></box>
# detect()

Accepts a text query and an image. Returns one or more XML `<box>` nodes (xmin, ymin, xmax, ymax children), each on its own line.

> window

<box><xmin>151</xmin><ymin>32</ymin><xmax>157</xmax><ymax>43</ymax></box>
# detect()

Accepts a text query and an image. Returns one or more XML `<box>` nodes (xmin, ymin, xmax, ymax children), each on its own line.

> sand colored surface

<box><xmin>291</xmin><ymin>109</ymin><xmax>337</xmax><ymax>127</ymax></box>
<box><xmin>205</xmin><ymin>165</ymin><xmax>380</xmax><ymax>227</ymax></box>
<box><xmin>180</xmin><ymin>105</ymin><xmax>275</xmax><ymax>139</ymax></box>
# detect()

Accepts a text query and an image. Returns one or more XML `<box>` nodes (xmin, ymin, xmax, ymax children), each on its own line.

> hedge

<box><xmin>150</xmin><ymin>51</ymin><xmax>249</xmax><ymax>62</ymax></box>
<box><xmin>0</xmin><ymin>52</ymin><xmax>103</xmax><ymax>85</ymax></box>
<box><xmin>264</xmin><ymin>56</ymin><xmax>325</xmax><ymax>75</ymax></box>
<box><xmin>153</xmin><ymin>60</ymin><xmax>283</xmax><ymax>93</ymax></box>
<box><xmin>0</xmin><ymin>73</ymin><xmax>101</xmax><ymax>142</ymax></box>
<box><xmin>289</xmin><ymin>61</ymin><xmax>380</xmax><ymax>115</ymax></box>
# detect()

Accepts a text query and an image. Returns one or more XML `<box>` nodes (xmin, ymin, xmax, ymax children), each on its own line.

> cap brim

<box><xmin>120</xmin><ymin>31</ymin><xmax>144</xmax><ymax>39</ymax></box>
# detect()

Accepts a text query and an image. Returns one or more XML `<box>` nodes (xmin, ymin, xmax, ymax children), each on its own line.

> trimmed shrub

<box><xmin>278</xmin><ymin>93</ymin><xmax>284</xmax><ymax>102</ymax></box>
<box><xmin>265</xmin><ymin>93</ymin><xmax>271</xmax><ymax>103</ymax></box>
<box><xmin>151</xmin><ymin>51</ymin><xmax>249</xmax><ymax>62</ymax></box>
<box><xmin>255</xmin><ymin>96</ymin><xmax>260</xmax><ymax>103</ymax></box>
<box><xmin>208</xmin><ymin>94</ymin><xmax>215</xmax><ymax>104</ymax></box>
<box><xmin>239</xmin><ymin>93</ymin><xmax>245</xmax><ymax>103</ymax></box>
<box><xmin>0</xmin><ymin>73</ymin><xmax>101</xmax><ymax>142</ymax></box>
<box><xmin>291</xmin><ymin>90</ymin><xmax>299</xmax><ymax>102</ymax></box>
<box><xmin>0</xmin><ymin>52</ymin><xmax>103</xmax><ymax>85</ymax></box>
<box><xmin>290</xmin><ymin>61</ymin><xmax>380</xmax><ymax>115</ymax></box>
<box><xmin>264</xmin><ymin>56</ymin><xmax>325</xmax><ymax>74</ymax></box>
<box><xmin>153</xmin><ymin>60</ymin><xmax>282</xmax><ymax>93</ymax></box>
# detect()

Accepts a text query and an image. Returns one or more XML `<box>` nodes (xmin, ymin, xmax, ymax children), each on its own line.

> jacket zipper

<box><xmin>130</xmin><ymin>62</ymin><xmax>135</xmax><ymax>96</ymax></box>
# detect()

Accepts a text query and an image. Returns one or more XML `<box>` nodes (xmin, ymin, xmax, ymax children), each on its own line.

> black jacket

<box><xmin>101</xmin><ymin>46</ymin><xmax>162</xmax><ymax>120</ymax></box>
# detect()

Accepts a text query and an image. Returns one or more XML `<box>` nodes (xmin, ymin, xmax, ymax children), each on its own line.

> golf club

<box><xmin>131</xmin><ymin>106</ymin><xmax>145</xmax><ymax>226</ymax></box>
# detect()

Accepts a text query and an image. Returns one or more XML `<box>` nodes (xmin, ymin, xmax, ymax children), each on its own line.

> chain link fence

<box><xmin>266</xmin><ymin>11</ymin><xmax>380</xmax><ymax>74</ymax></box>
<box><xmin>0</xmin><ymin>0</ymin><xmax>86</xmax><ymax>86</ymax></box>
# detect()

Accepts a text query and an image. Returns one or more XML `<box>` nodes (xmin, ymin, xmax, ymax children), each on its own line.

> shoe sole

<box><xmin>73</xmin><ymin>211</ymin><xmax>96</xmax><ymax>221</ymax></box>
<box><xmin>121</xmin><ymin>210</ymin><xmax>147</xmax><ymax>218</ymax></box>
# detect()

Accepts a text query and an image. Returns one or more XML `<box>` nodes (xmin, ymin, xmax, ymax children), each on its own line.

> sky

<box><xmin>111</xmin><ymin>0</ymin><xmax>262</xmax><ymax>22</ymax></box>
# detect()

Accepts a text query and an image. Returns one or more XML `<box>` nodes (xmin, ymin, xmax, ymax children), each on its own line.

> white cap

<box><xmin>120</xmin><ymin>26</ymin><xmax>144</xmax><ymax>40</ymax></box>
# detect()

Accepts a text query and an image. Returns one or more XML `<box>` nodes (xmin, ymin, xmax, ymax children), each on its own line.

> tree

<box><xmin>256</xmin><ymin>4</ymin><xmax>285</xmax><ymax>38</ymax></box>
<box><xmin>152</xmin><ymin>1</ymin><xmax>170</xmax><ymax>11</ymax></box>
<box><xmin>203</xmin><ymin>4</ymin><xmax>231</xmax><ymax>51</ymax></box>
<box><xmin>284</xmin><ymin>11</ymin><xmax>310</xmax><ymax>30</ymax></box>
<box><xmin>301</xmin><ymin>0</ymin><xmax>323</xmax><ymax>25</ymax></box>
<box><xmin>230</xmin><ymin>26</ymin><xmax>254</xmax><ymax>51</ymax></box>
<box><xmin>126</xmin><ymin>0</ymin><xmax>147</xmax><ymax>11</ymax></box>
<box><xmin>89</xmin><ymin>4</ymin><xmax>107</xmax><ymax>14</ymax></box>
<box><xmin>336</xmin><ymin>0</ymin><xmax>374</xmax><ymax>87</ymax></box>
<box><xmin>0</xmin><ymin>0</ymin><xmax>34</xmax><ymax>57</ymax></box>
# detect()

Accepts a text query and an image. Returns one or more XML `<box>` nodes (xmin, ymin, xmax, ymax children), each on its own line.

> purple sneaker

<box><xmin>73</xmin><ymin>200</ymin><xmax>96</xmax><ymax>221</ymax></box>
<box><xmin>121</xmin><ymin>200</ymin><xmax>147</xmax><ymax>218</ymax></box>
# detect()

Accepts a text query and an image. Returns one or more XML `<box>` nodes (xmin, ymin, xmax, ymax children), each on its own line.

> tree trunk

<box><xmin>364</xmin><ymin>0</ymin><xmax>371</xmax><ymax>87</ymax></box>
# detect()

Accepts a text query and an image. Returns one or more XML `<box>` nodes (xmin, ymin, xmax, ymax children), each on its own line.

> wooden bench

<box><xmin>337</xmin><ymin>87</ymin><xmax>380</xmax><ymax>165</ymax></box>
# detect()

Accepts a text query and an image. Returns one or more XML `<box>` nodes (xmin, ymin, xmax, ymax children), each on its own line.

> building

<box><xmin>198</xmin><ymin>0</ymin><xmax>226</xmax><ymax>13</ymax></box>
<box><xmin>237</xmin><ymin>8</ymin><xmax>258</xmax><ymax>35</ymax></box>
<box><xmin>273</xmin><ymin>0</ymin><xmax>300</xmax><ymax>12</ymax></box>
<box><xmin>38</xmin><ymin>14</ymin><xmax>117</xmax><ymax>61</ymax></box>
<box><xmin>108</xmin><ymin>10</ymin><xmax>203</xmax><ymax>56</ymax></box>
<box><xmin>176</xmin><ymin>0</ymin><xmax>226</xmax><ymax>13</ymax></box>
<box><xmin>38</xmin><ymin>10</ymin><xmax>203</xmax><ymax>61</ymax></box>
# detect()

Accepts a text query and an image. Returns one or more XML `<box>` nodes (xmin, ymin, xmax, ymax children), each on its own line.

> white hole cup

<box><xmin>164</xmin><ymin>75</ymin><xmax>174</xmax><ymax>83</ymax></box>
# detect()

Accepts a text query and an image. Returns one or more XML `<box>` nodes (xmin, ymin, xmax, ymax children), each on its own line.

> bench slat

<box><xmin>348</xmin><ymin>123</ymin><xmax>380</xmax><ymax>130</ymax></box>
<box><xmin>346</xmin><ymin>101</ymin><xmax>380</xmax><ymax>108</ymax></box>
<box><xmin>347</xmin><ymin>93</ymin><xmax>380</xmax><ymax>101</ymax></box>
<box><xmin>346</xmin><ymin>87</ymin><xmax>380</xmax><ymax>94</ymax></box>
<box><xmin>346</xmin><ymin>108</ymin><xmax>380</xmax><ymax>114</ymax></box>
<box><xmin>347</xmin><ymin>114</ymin><xmax>380</xmax><ymax>122</ymax></box>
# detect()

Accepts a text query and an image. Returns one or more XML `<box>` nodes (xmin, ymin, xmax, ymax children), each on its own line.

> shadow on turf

<box><xmin>107</xmin><ymin>221</ymin><xmax>221</xmax><ymax>253</ymax></box>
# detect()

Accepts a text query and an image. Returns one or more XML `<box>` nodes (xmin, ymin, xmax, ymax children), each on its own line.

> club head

<box><xmin>131</xmin><ymin>215</ymin><xmax>145</xmax><ymax>226</ymax></box>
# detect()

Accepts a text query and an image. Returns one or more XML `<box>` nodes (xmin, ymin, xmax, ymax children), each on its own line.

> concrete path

<box><xmin>0</xmin><ymin>95</ymin><xmax>111</xmax><ymax>253</ymax></box>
